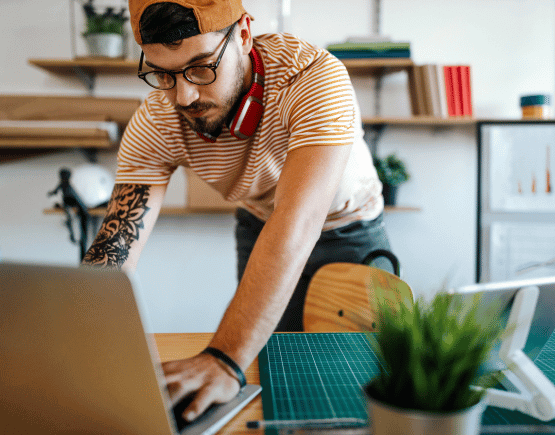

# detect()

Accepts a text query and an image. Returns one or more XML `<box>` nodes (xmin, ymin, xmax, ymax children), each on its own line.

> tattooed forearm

<box><xmin>82</xmin><ymin>184</ymin><xmax>151</xmax><ymax>269</ymax></box>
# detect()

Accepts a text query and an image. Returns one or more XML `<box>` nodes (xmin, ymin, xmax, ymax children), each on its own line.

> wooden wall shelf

<box><xmin>362</xmin><ymin>116</ymin><xmax>478</xmax><ymax>126</ymax></box>
<box><xmin>29</xmin><ymin>57</ymin><xmax>412</xmax><ymax>77</ymax></box>
<box><xmin>0</xmin><ymin>95</ymin><xmax>141</xmax><ymax>162</ymax></box>
<box><xmin>362</xmin><ymin>117</ymin><xmax>555</xmax><ymax>126</ymax></box>
<box><xmin>0</xmin><ymin>94</ymin><xmax>140</xmax><ymax>128</ymax></box>
<box><xmin>44</xmin><ymin>204</ymin><xmax>420</xmax><ymax>217</ymax></box>
<box><xmin>341</xmin><ymin>58</ymin><xmax>414</xmax><ymax>76</ymax></box>
<box><xmin>0</xmin><ymin>124</ymin><xmax>113</xmax><ymax>149</ymax></box>
<box><xmin>28</xmin><ymin>58</ymin><xmax>138</xmax><ymax>75</ymax></box>
<box><xmin>43</xmin><ymin>206</ymin><xmax>236</xmax><ymax>217</ymax></box>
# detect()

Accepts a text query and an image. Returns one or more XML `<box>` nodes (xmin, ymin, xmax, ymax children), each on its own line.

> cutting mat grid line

<box><xmin>259</xmin><ymin>333</ymin><xmax>380</xmax><ymax>421</ymax></box>
<box><xmin>259</xmin><ymin>332</ymin><xmax>555</xmax><ymax>429</ymax></box>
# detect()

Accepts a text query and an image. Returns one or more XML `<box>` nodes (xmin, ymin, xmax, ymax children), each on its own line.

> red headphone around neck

<box><xmin>198</xmin><ymin>47</ymin><xmax>264</xmax><ymax>142</ymax></box>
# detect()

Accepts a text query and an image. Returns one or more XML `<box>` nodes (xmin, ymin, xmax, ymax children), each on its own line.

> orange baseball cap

<box><xmin>129</xmin><ymin>0</ymin><xmax>248</xmax><ymax>45</ymax></box>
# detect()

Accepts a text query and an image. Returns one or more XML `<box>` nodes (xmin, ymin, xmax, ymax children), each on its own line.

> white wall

<box><xmin>1</xmin><ymin>0</ymin><xmax>553</xmax><ymax>331</ymax></box>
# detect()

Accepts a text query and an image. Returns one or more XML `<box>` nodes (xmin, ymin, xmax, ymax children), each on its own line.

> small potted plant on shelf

<box><xmin>81</xmin><ymin>0</ymin><xmax>128</xmax><ymax>58</ymax></box>
<box><xmin>373</xmin><ymin>153</ymin><xmax>410</xmax><ymax>206</ymax></box>
<box><xmin>364</xmin><ymin>291</ymin><xmax>504</xmax><ymax>435</ymax></box>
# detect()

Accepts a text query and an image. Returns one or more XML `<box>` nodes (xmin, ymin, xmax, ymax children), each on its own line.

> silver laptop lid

<box><xmin>0</xmin><ymin>262</ymin><xmax>176</xmax><ymax>435</ymax></box>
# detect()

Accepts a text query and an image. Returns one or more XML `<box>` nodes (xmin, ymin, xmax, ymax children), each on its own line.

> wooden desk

<box><xmin>153</xmin><ymin>333</ymin><xmax>262</xmax><ymax>435</ymax></box>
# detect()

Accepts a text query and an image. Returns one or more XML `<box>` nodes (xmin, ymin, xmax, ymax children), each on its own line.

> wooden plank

<box><xmin>0</xmin><ymin>126</ymin><xmax>110</xmax><ymax>139</ymax></box>
<box><xmin>43</xmin><ymin>206</ymin><xmax>236</xmax><ymax>217</ymax></box>
<box><xmin>28</xmin><ymin>58</ymin><xmax>138</xmax><ymax>75</ymax></box>
<box><xmin>341</xmin><ymin>58</ymin><xmax>414</xmax><ymax>76</ymax></box>
<box><xmin>362</xmin><ymin>116</ymin><xmax>477</xmax><ymax>125</ymax></box>
<box><xmin>0</xmin><ymin>94</ymin><xmax>141</xmax><ymax>128</ymax></box>
<box><xmin>0</xmin><ymin>137</ymin><xmax>111</xmax><ymax>148</ymax></box>
<box><xmin>44</xmin><ymin>205</ymin><xmax>421</xmax><ymax>217</ymax></box>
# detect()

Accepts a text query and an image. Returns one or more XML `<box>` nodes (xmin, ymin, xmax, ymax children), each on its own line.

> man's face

<box><xmin>141</xmin><ymin>28</ymin><xmax>247</xmax><ymax>137</ymax></box>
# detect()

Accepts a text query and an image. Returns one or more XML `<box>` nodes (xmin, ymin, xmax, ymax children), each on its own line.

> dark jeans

<box><xmin>234</xmin><ymin>208</ymin><xmax>393</xmax><ymax>332</ymax></box>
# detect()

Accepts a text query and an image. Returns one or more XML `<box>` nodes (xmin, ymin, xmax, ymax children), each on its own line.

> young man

<box><xmin>82</xmin><ymin>0</ymin><xmax>391</xmax><ymax>422</ymax></box>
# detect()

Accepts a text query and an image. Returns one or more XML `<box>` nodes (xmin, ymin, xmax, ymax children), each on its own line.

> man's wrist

<box><xmin>202</xmin><ymin>347</ymin><xmax>247</xmax><ymax>389</ymax></box>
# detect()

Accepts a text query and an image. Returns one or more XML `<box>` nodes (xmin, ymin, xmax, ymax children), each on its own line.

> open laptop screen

<box><xmin>0</xmin><ymin>262</ymin><xmax>260</xmax><ymax>435</ymax></box>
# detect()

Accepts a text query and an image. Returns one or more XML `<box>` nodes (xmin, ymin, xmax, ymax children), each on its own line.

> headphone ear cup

<box><xmin>228</xmin><ymin>95</ymin><xmax>264</xmax><ymax>139</ymax></box>
<box><xmin>227</xmin><ymin>48</ymin><xmax>264</xmax><ymax>140</ymax></box>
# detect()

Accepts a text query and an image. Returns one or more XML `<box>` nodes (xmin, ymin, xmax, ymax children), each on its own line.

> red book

<box><xmin>443</xmin><ymin>66</ymin><xmax>456</xmax><ymax>117</ymax></box>
<box><xmin>450</xmin><ymin>66</ymin><xmax>462</xmax><ymax>116</ymax></box>
<box><xmin>458</xmin><ymin>65</ymin><xmax>473</xmax><ymax>116</ymax></box>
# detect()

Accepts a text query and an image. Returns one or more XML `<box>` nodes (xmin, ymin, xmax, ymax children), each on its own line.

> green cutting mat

<box><xmin>258</xmin><ymin>333</ymin><xmax>378</xmax><ymax>422</ymax></box>
<box><xmin>258</xmin><ymin>332</ymin><xmax>555</xmax><ymax>432</ymax></box>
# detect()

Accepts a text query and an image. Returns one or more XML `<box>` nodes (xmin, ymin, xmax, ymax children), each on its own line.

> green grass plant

<box><xmin>365</xmin><ymin>292</ymin><xmax>504</xmax><ymax>412</ymax></box>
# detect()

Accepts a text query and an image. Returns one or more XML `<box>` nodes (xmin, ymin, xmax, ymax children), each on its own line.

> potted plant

<box><xmin>363</xmin><ymin>292</ymin><xmax>504</xmax><ymax>435</ymax></box>
<box><xmin>81</xmin><ymin>0</ymin><xmax>128</xmax><ymax>58</ymax></box>
<box><xmin>373</xmin><ymin>153</ymin><xmax>410</xmax><ymax>206</ymax></box>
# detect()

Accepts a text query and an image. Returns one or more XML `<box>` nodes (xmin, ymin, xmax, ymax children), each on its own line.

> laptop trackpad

<box><xmin>171</xmin><ymin>384</ymin><xmax>262</xmax><ymax>435</ymax></box>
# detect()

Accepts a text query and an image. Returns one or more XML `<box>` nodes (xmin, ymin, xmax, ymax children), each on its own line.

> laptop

<box><xmin>0</xmin><ymin>262</ymin><xmax>261</xmax><ymax>435</ymax></box>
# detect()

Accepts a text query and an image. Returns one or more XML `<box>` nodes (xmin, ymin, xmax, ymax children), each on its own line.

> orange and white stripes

<box><xmin>116</xmin><ymin>32</ymin><xmax>383</xmax><ymax>230</ymax></box>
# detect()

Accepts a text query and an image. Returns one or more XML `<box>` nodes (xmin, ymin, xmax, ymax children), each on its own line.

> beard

<box><xmin>177</xmin><ymin>57</ymin><xmax>246</xmax><ymax>138</ymax></box>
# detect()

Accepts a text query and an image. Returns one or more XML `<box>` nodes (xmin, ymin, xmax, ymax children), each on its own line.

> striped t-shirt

<box><xmin>116</xmin><ymin>32</ymin><xmax>383</xmax><ymax>230</ymax></box>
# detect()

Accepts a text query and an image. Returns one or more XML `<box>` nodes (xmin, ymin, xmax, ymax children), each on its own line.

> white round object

<box><xmin>71</xmin><ymin>164</ymin><xmax>115</xmax><ymax>208</ymax></box>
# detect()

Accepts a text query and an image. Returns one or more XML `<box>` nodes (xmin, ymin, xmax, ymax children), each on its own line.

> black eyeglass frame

<box><xmin>137</xmin><ymin>22</ymin><xmax>237</xmax><ymax>89</ymax></box>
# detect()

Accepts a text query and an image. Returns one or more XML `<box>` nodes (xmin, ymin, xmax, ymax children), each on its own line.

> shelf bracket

<box><xmin>363</xmin><ymin>123</ymin><xmax>387</xmax><ymax>157</ymax></box>
<box><xmin>79</xmin><ymin>148</ymin><xmax>98</xmax><ymax>163</ymax></box>
<box><xmin>71</xmin><ymin>66</ymin><xmax>96</xmax><ymax>94</ymax></box>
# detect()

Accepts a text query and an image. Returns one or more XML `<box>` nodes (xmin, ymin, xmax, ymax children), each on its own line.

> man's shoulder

<box><xmin>254</xmin><ymin>33</ymin><xmax>340</xmax><ymax>72</ymax></box>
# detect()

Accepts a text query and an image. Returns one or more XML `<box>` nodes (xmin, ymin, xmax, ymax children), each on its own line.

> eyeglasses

<box><xmin>138</xmin><ymin>22</ymin><xmax>237</xmax><ymax>89</ymax></box>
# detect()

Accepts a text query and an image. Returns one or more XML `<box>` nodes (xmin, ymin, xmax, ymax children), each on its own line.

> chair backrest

<box><xmin>303</xmin><ymin>262</ymin><xmax>413</xmax><ymax>332</ymax></box>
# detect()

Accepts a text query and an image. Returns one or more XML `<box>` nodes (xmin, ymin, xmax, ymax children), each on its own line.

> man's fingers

<box><xmin>183</xmin><ymin>382</ymin><xmax>236</xmax><ymax>422</ymax></box>
<box><xmin>165</xmin><ymin>381</ymin><xmax>180</xmax><ymax>397</ymax></box>
<box><xmin>164</xmin><ymin>373</ymin><xmax>202</xmax><ymax>404</ymax></box>
<box><xmin>183</xmin><ymin>386</ymin><xmax>213</xmax><ymax>422</ymax></box>
<box><xmin>162</xmin><ymin>360</ymin><xmax>186</xmax><ymax>375</ymax></box>
<box><xmin>162</xmin><ymin>354</ymin><xmax>242</xmax><ymax>421</ymax></box>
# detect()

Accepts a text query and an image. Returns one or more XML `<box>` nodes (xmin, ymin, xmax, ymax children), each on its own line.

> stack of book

<box><xmin>327</xmin><ymin>36</ymin><xmax>411</xmax><ymax>59</ymax></box>
<box><xmin>408</xmin><ymin>64</ymin><xmax>473</xmax><ymax>117</ymax></box>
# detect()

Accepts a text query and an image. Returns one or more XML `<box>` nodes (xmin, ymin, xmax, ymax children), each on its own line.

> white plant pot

<box><xmin>368</xmin><ymin>395</ymin><xmax>486</xmax><ymax>435</ymax></box>
<box><xmin>84</xmin><ymin>33</ymin><xmax>124</xmax><ymax>58</ymax></box>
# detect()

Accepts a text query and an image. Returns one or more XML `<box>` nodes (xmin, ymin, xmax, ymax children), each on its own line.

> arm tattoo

<box><xmin>82</xmin><ymin>184</ymin><xmax>151</xmax><ymax>269</ymax></box>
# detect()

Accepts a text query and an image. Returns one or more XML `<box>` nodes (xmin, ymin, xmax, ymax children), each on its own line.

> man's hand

<box><xmin>162</xmin><ymin>353</ymin><xmax>242</xmax><ymax>422</ymax></box>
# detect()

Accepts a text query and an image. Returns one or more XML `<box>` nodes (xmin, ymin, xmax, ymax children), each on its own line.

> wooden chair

<box><xmin>303</xmin><ymin>259</ymin><xmax>413</xmax><ymax>332</ymax></box>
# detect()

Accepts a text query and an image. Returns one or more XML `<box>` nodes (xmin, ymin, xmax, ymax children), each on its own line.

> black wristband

<box><xmin>202</xmin><ymin>347</ymin><xmax>247</xmax><ymax>389</ymax></box>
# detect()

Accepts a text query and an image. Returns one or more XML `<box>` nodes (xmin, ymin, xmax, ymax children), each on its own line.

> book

<box><xmin>435</xmin><ymin>64</ymin><xmax>449</xmax><ymax>118</ymax></box>
<box><xmin>407</xmin><ymin>66</ymin><xmax>421</xmax><ymax>116</ymax></box>
<box><xmin>326</xmin><ymin>41</ymin><xmax>410</xmax><ymax>51</ymax></box>
<box><xmin>422</xmin><ymin>64</ymin><xmax>442</xmax><ymax>117</ymax></box>
<box><xmin>407</xmin><ymin>64</ymin><xmax>473</xmax><ymax>118</ymax></box>
<box><xmin>413</xmin><ymin>66</ymin><xmax>428</xmax><ymax>116</ymax></box>
<box><xmin>327</xmin><ymin>41</ymin><xmax>411</xmax><ymax>59</ymax></box>
<box><xmin>450</xmin><ymin>66</ymin><xmax>462</xmax><ymax>116</ymax></box>
<box><xmin>443</xmin><ymin>66</ymin><xmax>456</xmax><ymax>117</ymax></box>
<box><xmin>458</xmin><ymin>65</ymin><xmax>473</xmax><ymax>116</ymax></box>
<box><xmin>329</xmin><ymin>50</ymin><xmax>411</xmax><ymax>59</ymax></box>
